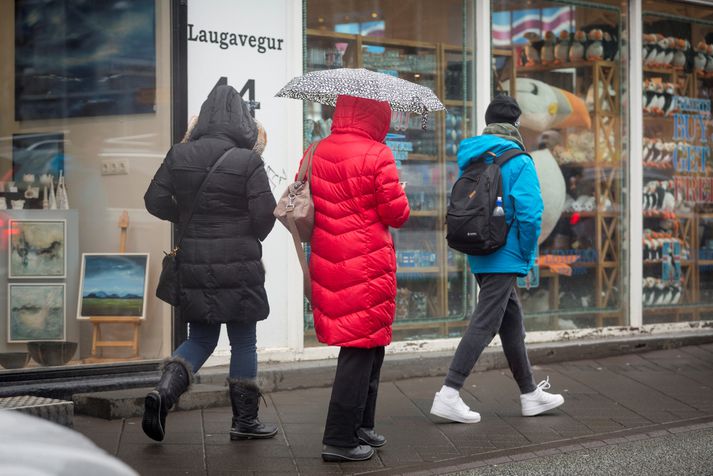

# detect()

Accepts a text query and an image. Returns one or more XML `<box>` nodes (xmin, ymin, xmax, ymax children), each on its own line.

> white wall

<box><xmin>186</xmin><ymin>0</ymin><xmax>305</xmax><ymax>364</ymax></box>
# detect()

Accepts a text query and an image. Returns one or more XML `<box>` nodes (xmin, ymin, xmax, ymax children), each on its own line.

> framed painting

<box><xmin>8</xmin><ymin>283</ymin><xmax>66</xmax><ymax>343</ymax></box>
<box><xmin>14</xmin><ymin>0</ymin><xmax>156</xmax><ymax>120</ymax></box>
<box><xmin>9</xmin><ymin>220</ymin><xmax>66</xmax><ymax>279</ymax></box>
<box><xmin>12</xmin><ymin>133</ymin><xmax>65</xmax><ymax>182</ymax></box>
<box><xmin>77</xmin><ymin>253</ymin><xmax>150</xmax><ymax>319</ymax></box>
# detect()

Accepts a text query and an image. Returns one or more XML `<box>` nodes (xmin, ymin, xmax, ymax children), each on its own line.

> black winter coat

<box><xmin>145</xmin><ymin>85</ymin><xmax>276</xmax><ymax>324</ymax></box>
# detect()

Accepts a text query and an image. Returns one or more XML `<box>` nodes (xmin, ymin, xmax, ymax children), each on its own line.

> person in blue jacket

<box><xmin>430</xmin><ymin>95</ymin><xmax>564</xmax><ymax>423</ymax></box>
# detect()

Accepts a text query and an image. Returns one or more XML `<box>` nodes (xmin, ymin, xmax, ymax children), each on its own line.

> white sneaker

<box><xmin>521</xmin><ymin>377</ymin><xmax>565</xmax><ymax>416</ymax></box>
<box><xmin>430</xmin><ymin>387</ymin><xmax>481</xmax><ymax>423</ymax></box>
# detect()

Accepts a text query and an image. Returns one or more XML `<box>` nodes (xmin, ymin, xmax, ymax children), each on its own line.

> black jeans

<box><xmin>444</xmin><ymin>274</ymin><xmax>537</xmax><ymax>394</ymax></box>
<box><xmin>323</xmin><ymin>346</ymin><xmax>385</xmax><ymax>448</ymax></box>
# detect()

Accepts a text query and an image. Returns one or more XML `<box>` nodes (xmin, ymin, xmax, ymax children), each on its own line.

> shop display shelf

<box><xmin>397</xmin><ymin>266</ymin><xmax>440</xmax><ymax>274</ymax></box>
<box><xmin>643</xmin><ymin>260</ymin><xmax>693</xmax><ymax>265</ymax></box>
<box><xmin>516</xmin><ymin>59</ymin><xmax>617</xmax><ymax>73</ymax></box>
<box><xmin>443</xmin><ymin>99</ymin><xmax>473</xmax><ymax>107</ymax></box>
<box><xmin>405</xmin><ymin>153</ymin><xmax>439</xmax><ymax>162</ymax></box>
<box><xmin>643</xmin><ymin>66</ymin><xmax>676</xmax><ymax>75</ymax></box>
<box><xmin>409</xmin><ymin>210</ymin><xmax>440</xmax><ymax>217</ymax></box>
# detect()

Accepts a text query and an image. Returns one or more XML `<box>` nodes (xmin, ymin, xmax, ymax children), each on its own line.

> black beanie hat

<box><xmin>485</xmin><ymin>95</ymin><xmax>522</xmax><ymax>126</ymax></box>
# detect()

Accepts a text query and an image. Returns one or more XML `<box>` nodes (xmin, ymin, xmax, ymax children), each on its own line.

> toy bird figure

<box><xmin>586</xmin><ymin>29</ymin><xmax>604</xmax><ymax>61</ymax></box>
<box><xmin>663</xmin><ymin>83</ymin><xmax>677</xmax><ymax>116</ymax></box>
<box><xmin>569</xmin><ymin>30</ymin><xmax>586</xmax><ymax>62</ymax></box>
<box><xmin>694</xmin><ymin>41</ymin><xmax>708</xmax><ymax>76</ymax></box>
<box><xmin>654</xmin><ymin>35</ymin><xmax>669</xmax><ymax>67</ymax></box>
<box><xmin>643</xmin><ymin>34</ymin><xmax>659</xmax><ymax>67</ymax></box>
<box><xmin>663</xmin><ymin>37</ymin><xmax>676</xmax><ymax>68</ymax></box>
<box><xmin>602</xmin><ymin>31</ymin><xmax>618</xmax><ymax>61</ymax></box>
<box><xmin>706</xmin><ymin>44</ymin><xmax>713</xmax><ymax>77</ymax></box>
<box><xmin>541</xmin><ymin>31</ymin><xmax>556</xmax><ymax>64</ymax></box>
<box><xmin>672</xmin><ymin>38</ymin><xmax>687</xmax><ymax>70</ymax></box>
<box><xmin>554</xmin><ymin>30</ymin><xmax>570</xmax><ymax>64</ymax></box>
<box><xmin>523</xmin><ymin>32</ymin><xmax>543</xmax><ymax>66</ymax></box>
<box><xmin>652</xmin><ymin>81</ymin><xmax>666</xmax><ymax>115</ymax></box>
<box><xmin>643</xmin><ymin>79</ymin><xmax>657</xmax><ymax>113</ymax></box>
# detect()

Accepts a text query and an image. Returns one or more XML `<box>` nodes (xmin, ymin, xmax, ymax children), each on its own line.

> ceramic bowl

<box><xmin>0</xmin><ymin>352</ymin><xmax>31</xmax><ymax>369</ymax></box>
<box><xmin>27</xmin><ymin>341</ymin><xmax>78</xmax><ymax>367</ymax></box>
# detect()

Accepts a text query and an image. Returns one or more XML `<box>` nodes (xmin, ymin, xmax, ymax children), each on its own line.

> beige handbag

<box><xmin>274</xmin><ymin>142</ymin><xmax>319</xmax><ymax>298</ymax></box>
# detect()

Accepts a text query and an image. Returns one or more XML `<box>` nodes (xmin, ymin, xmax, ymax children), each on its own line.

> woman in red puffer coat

<box><xmin>301</xmin><ymin>95</ymin><xmax>409</xmax><ymax>462</ymax></box>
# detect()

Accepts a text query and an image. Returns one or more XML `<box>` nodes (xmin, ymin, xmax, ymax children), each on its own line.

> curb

<box><xmin>73</xmin><ymin>331</ymin><xmax>713</xmax><ymax>419</ymax></box>
<box><xmin>198</xmin><ymin>331</ymin><xmax>713</xmax><ymax>392</ymax></box>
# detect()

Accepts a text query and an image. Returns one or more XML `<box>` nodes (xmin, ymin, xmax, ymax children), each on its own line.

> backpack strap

<box><xmin>494</xmin><ymin>148</ymin><xmax>531</xmax><ymax>166</ymax></box>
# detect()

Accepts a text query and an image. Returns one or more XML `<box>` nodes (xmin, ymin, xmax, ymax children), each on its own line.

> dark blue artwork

<box><xmin>15</xmin><ymin>0</ymin><xmax>156</xmax><ymax>120</ymax></box>
<box><xmin>12</xmin><ymin>133</ymin><xmax>65</xmax><ymax>181</ymax></box>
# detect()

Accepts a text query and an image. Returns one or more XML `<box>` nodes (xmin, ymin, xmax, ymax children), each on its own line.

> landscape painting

<box><xmin>12</xmin><ymin>133</ymin><xmax>65</xmax><ymax>182</ymax></box>
<box><xmin>15</xmin><ymin>0</ymin><xmax>156</xmax><ymax>120</ymax></box>
<box><xmin>78</xmin><ymin>254</ymin><xmax>149</xmax><ymax>319</ymax></box>
<box><xmin>8</xmin><ymin>284</ymin><xmax>65</xmax><ymax>343</ymax></box>
<box><xmin>9</xmin><ymin>220</ymin><xmax>66</xmax><ymax>279</ymax></box>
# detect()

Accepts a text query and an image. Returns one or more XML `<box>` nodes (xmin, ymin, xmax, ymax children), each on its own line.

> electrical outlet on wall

<box><xmin>101</xmin><ymin>159</ymin><xmax>130</xmax><ymax>176</ymax></box>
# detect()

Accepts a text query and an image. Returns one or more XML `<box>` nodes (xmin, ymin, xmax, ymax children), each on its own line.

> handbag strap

<box><xmin>296</xmin><ymin>141</ymin><xmax>319</xmax><ymax>183</ymax></box>
<box><xmin>174</xmin><ymin>147</ymin><xmax>235</xmax><ymax>251</ymax></box>
<box><xmin>286</xmin><ymin>212</ymin><xmax>312</xmax><ymax>298</ymax></box>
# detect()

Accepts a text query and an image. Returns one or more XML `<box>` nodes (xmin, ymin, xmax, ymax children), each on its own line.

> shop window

<box><xmin>642</xmin><ymin>1</ymin><xmax>713</xmax><ymax>324</ymax></box>
<box><xmin>304</xmin><ymin>0</ymin><xmax>475</xmax><ymax>344</ymax></box>
<box><xmin>0</xmin><ymin>0</ymin><xmax>173</xmax><ymax>372</ymax></box>
<box><xmin>491</xmin><ymin>0</ymin><xmax>629</xmax><ymax>331</ymax></box>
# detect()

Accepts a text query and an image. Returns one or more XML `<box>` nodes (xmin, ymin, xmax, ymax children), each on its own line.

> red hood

<box><xmin>331</xmin><ymin>95</ymin><xmax>391</xmax><ymax>142</ymax></box>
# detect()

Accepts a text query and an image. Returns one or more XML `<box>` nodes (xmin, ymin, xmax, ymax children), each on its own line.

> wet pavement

<box><xmin>74</xmin><ymin>344</ymin><xmax>713</xmax><ymax>475</ymax></box>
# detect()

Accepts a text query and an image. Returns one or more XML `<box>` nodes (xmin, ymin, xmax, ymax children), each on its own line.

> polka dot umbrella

<box><xmin>275</xmin><ymin>68</ymin><xmax>445</xmax><ymax>129</ymax></box>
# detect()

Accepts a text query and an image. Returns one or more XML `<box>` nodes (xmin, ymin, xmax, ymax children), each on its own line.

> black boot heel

<box><xmin>142</xmin><ymin>390</ymin><xmax>165</xmax><ymax>442</ymax></box>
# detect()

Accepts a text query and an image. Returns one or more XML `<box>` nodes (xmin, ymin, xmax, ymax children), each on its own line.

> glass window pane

<box><xmin>491</xmin><ymin>0</ymin><xmax>629</xmax><ymax>331</ymax></box>
<box><xmin>0</xmin><ymin>0</ymin><xmax>173</xmax><ymax>371</ymax></box>
<box><xmin>642</xmin><ymin>1</ymin><xmax>713</xmax><ymax>324</ymax></box>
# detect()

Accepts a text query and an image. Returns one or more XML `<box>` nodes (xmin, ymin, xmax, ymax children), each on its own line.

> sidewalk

<box><xmin>74</xmin><ymin>344</ymin><xmax>713</xmax><ymax>475</ymax></box>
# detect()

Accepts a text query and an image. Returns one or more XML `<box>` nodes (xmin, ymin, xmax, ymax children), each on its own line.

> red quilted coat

<box><xmin>301</xmin><ymin>95</ymin><xmax>410</xmax><ymax>348</ymax></box>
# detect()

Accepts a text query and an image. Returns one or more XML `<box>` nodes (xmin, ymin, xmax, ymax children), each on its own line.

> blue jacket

<box><xmin>456</xmin><ymin>135</ymin><xmax>543</xmax><ymax>276</ymax></box>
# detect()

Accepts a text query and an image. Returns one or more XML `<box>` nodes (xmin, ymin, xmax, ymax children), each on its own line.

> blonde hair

<box><xmin>253</xmin><ymin>119</ymin><xmax>267</xmax><ymax>155</ymax></box>
<box><xmin>182</xmin><ymin>115</ymin><xmax>199</xmax><ymax>143</ymax></box>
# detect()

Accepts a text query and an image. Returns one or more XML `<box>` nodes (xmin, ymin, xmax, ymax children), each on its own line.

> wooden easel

<box><xmin>86</xmin><ymin>211</ymin><xmax>142</xmax><ymax>362</ymax></box>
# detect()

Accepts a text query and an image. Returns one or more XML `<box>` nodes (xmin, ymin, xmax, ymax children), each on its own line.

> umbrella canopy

<box><xmin>275</xmin><ymin>68</ymin><xmax>445</xmax><ymax>129</ymax></box>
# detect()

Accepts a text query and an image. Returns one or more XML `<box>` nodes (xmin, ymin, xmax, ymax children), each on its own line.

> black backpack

<box><xmin>446</xmin><ymin>149</ymin><xmax>529</xmax><ymax>256</ymax></box>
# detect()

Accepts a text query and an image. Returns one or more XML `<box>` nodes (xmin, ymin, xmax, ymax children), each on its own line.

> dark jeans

<box><xmin>323</xmin><ymin>346</ymin><xmax>385</xmax><ymax>448</ymax></box>
<box><xmin>445</xmin><ymin>274</ymin><xmax>536</xmax><ymax>394</ymax></box>
<box><xmin>173</xmin><ymin>321</ymin><xmax>257</xmax><ymax>379</ymax></box>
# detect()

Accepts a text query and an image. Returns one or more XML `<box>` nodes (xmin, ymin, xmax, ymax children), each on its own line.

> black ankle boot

<box><xmin>142</xmin><ymin>357</ymin><xmax>192</xmax><ymax>442</ymax></box>
<box><xmin>228</xmin><ymin>379</ymin><xmax>278</xmax><ymax>440</ymax></box>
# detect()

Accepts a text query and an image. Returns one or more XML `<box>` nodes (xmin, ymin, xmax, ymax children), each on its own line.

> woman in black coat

<box><xmin>142</xmin><ymin>85</ymin><xmax>277</xmax><ymax>442</ymax></box>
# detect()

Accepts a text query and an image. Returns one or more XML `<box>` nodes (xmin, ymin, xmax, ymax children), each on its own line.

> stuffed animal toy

<box><xmin>706</xmin><ymin>44</ymin><xmax>713</xmax><ymax>77</ymax></box>
<box><xmin>672</xmin><ymin>38</ymin><xmax>687</xmax><ymax>70</ymax></box>
<box><xmin>662</xmin><ymin>37</ymin><xmax>676</xmax><ymax>68</ymax></box>
<box><xmin>531</xmin><ymin>149</ymin><xmax>566</xmax><ymax>244</ymax></box>
<box><xmin>643</xmin><ymin>34</ymin><xmax>658</xmax><ymax>66</ymax></box>
<box><xmin>643</xmin><ymin>79</ymin><xmax>657</xmax><ymax>113</ymax></box>
<box><xmin>555</xmin><ymin>30</ymin><xmax>570</xmax><ymax>64</ymax></box>
<box><xmin>586</xmin><ymin>29</ymin><xmax>604</xmax><ymax>61</ymax></box>
<box><xmin>694</xmin><ymin>41</ymin><xmax>708</xmax><ymax>76</ymax></box>
<box><xmin>654</xmin><ymin>35</ymin><xmax>669</xmax><ymax>67</ymax></box>
<box><xmin>523</xmin><ymin>32</ymin><xmax>543</xmax><ymax>66</ymax></box>
<box><xmin>541</xmin><ymin>31</ymin><xmax>556</xmax><ymax>64</ymax></box>
<box><xmin>662</xmin><ymin>83</ymin><xmax>677</xmax><ymax>116</ymax></box>
<box><xmin>569</xmin><ymin>30</ymin><xmax>586</xmax><ymax>62</ymax></box>
<box><xmin>503</xmin><ymin>78</ymin><xmax>591</xmax><ymax>131</ymax></box>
